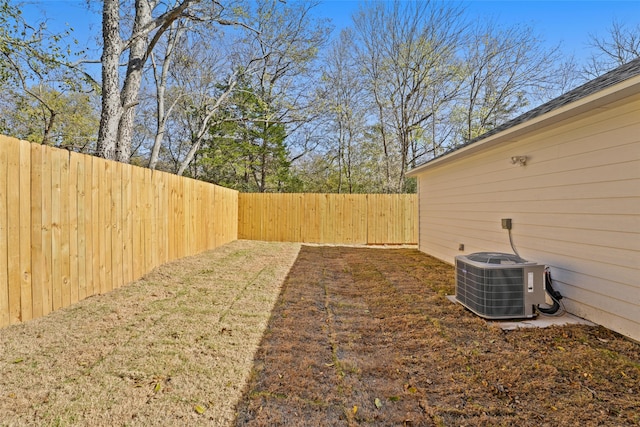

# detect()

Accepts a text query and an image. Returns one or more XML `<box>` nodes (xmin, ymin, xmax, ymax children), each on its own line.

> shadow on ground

<box><xmin>234</xmin><ymin>246</ymin><xmax>640</xmax><ymax>426</ymax></box>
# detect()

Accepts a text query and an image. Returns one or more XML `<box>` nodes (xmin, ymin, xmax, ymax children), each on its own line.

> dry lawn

<box><xmin>0</xmin><ymin>240</ymin><xmax>301</xmax><ymax>426</ymax></box>
<box><xmin>235</xmin><ymin>246</ymin><xmax>640</xmax><ymax>426</ymax></box>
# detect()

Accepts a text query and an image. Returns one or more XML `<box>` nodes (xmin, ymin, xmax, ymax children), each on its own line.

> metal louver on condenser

<box><xmin>455</xmin><ymin>252</ymin><xmax>546</xmax><ymax>320</ymax></box>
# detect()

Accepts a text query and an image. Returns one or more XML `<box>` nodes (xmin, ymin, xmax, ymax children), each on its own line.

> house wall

<box><xmin>414</xmin><ymin>93</ymin><xmax>640</xmax><ymax>341</ymax></box>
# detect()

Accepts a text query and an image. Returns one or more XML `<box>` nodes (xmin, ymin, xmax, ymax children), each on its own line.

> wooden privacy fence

<box><xmin>238</xmin><ymin>193</ymin><xmax>417</xmax><ymax>245</ymax></box>
<box><xmin>0</xmin><ymin>135</ymin><xmax>238</xmax><ymax>328</ymax></box>
<box><xmin>1</xmin><ymin>135</ymin><xmax>418</xmax><ymax>328</ymax></box>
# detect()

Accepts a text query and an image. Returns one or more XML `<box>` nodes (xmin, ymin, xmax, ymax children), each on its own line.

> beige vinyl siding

<box><xmin>414</xmin><ymin>92</ymin><xmax>640</xmax><ymax>341</ymax></box>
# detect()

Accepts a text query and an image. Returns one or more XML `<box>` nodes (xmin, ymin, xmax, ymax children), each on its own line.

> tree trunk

<box><xmin>42</xmin><ymin>110</ymin><xmax>56</xmax><ymax>146</ymax></box>
<box><xmin>96</xmin><ymin>0</ymin><xmax>122</xmax><ymax>160</ymax></box>
<box><xmin>116</xmin><ymin>0</ymin><xmax>154</xmax><ymax>163</ymax></box>
<box><xmin>149</xmin><ymin>23</ymin><xmax>181</xmax><ymax>170</ymax></box>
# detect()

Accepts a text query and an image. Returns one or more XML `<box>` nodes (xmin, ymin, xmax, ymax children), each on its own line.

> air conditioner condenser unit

<box><xmin>455</xmin><ymin>252</ymin><xmax>546</xmax><ymax>319</ymax></box>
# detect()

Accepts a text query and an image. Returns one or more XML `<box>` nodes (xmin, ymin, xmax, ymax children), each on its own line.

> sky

<box><xmin>313</xmin><ymin>0</ymin><xmax>640</xmax><ymax>61</ymax></box>
<box><xmin>20</xmin><ymin>0</ymin><xmax>640</xmax><ymax>72</ymax></box>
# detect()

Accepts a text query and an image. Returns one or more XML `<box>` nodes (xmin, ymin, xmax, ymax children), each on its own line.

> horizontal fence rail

<box><xmin>0</xmin><ymin>136</ymin><xmax>238</xmax><ymax>327</ymax></box>
<box><xmin>238</xmin><ymin>193</ymin><xmax>418</xmax><ymax>245</ymax></box>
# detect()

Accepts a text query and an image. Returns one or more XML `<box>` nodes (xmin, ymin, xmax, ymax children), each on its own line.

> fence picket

<box><xmin>30</xmin><ymin>144</ymin><xmax>43</xmax><ymax>319</ymax></box>
<box><xmin>91</xmin><ymin>156</ymin><xmax>100</xmax><ymax>298</ymax></box>
<box><xmin>7</xmin><ymin>141</ymin><xmax>21</xmax><ymax>323</ymax></box>
<box><xmin>121</xmin><ymin>161</ymin><xmax>132</xmax><ymax>284</ymax></box>
<box><xmin>41</xmin><ymin>146</ymin><xmax>53</xmax><ymax>315</ymax></box>
<box><xmin>50</xmin><ymin>149</ymin><xmax>64</xmax><ymax>311</ymax></box>
<box><xmin>111</xmin><ymin>161</ymin><xmax>123</xmax><ymax>290</ymax></box>
<box><xmin>0</xmin><ymin>139</ymin><xmax>10</xmax><ymax>327</ymax></box>
<box><xmin>98</xmin><ymin>158</ymin><xmax>109</xmax><ymax>294</ymax></box>
<box><xmin>59</xmin><ymin>150</ymin><xmax>71</xmax><ymax>308</ymax></box>
<box><xmin>76</xmin><ymin>152</ymin><xmax>88</xmax><ymax>301</ymax></box>
<box><xmin>69</xmin><ymin>152</ymin><xmax>79</xmax><ymax>305</ymax></box>
<box><xmin>83</xmin><ymin>155</ymin><xmax>93</xmax><ymax>298</ymax></box>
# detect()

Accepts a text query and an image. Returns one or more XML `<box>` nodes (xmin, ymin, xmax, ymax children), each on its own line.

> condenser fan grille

<box><xmin>465</xmin><ymin>252</ymin><xmax>527</xmax><ymax>265</ymax></box>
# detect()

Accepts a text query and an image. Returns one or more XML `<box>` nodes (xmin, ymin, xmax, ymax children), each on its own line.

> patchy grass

<box><xmin>0</xmin><ymin>240</ymin><xmax>301</xmax><ymax>426</ymax></box>
<box><xmin>235</xmin><ymin>246</ymin><xmax>640</xmax><ymax>426</ymax></box>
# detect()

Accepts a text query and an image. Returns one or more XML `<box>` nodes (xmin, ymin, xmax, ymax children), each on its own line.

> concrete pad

<box><xmin>445</xmin><ymin>295</ymin><xmax>596</xmax><ymax>330</ymax></box>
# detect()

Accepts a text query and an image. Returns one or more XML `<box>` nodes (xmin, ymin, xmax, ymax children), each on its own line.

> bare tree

<box><xmin>352</xmin><ymin>0</ymin><xmax>464</xmax><ymax>192</ymax></box>
<box><xmin>234</xmin><ymin>0</ymin><xmax>329</xmax><ymax>190</ymax></box>
<box><xmin>456</xmin><ymin>20</ymin><xmax>569</xmax><ymax>144</ymax></box>
<box><xmin>173</xmin><ymin>0</ymin><xmax>329</xmax><ymax>189</ymax></box>
<box><xmin>584</xmin><ymin>19</ymin><xmax>640</xmax><ymax>79</ymax></box>
<box><xmin>320</xmin><ymin>29</ymin><xmax>369</xmax><ymax>193</ymax></box>
<box><xmin>147</xmin><ymin>31</ymin><xmax>238</xmax><ymax>175</ymax></box>
<box><xmin>147</xmin><ymin>19</ymin><xmax>185</xmax><ymax>170</ymax></box>
<box><xmin>96</xmin><ymin>0</ymin><xmax>233</xmax><ymax>163</ymax></box>
<box><xmin>175</xmin><ymin>74</ymin><xmax>237</xmax><ymax>176</ymax></box>
<box><xmin>129</xmin><ymin>0</ymin><xmax>329</xmax><ymax>183</ymax></box>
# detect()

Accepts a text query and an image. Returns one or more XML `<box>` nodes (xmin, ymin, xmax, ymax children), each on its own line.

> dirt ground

<box><xmin>235</xmin><ymin>246</ymin><xmax>640</xmax><ymax>427</ymax></box>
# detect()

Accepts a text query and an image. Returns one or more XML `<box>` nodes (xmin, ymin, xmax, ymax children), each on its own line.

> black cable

<box><xmin>538</xmin><ymin>267</ymin><xmax>565</xmax><ymax>316</ymax></box>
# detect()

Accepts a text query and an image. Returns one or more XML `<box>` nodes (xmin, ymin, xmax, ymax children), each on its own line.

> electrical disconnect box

<box><xmin>501</xmin><ymin>218</ymin><xmax>512</xmax><ymax>230</ymax></box>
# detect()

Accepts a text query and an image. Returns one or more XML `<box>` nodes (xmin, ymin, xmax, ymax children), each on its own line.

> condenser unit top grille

<box><xmin>463</xmin><ymin>252</ymin><xmax>534</xmax><ymax>266</ymax></box>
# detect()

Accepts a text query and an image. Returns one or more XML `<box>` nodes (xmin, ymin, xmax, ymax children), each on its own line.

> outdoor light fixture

<box><xmin>510</xmin><ymin>155</ymin><xmax>527</xmax><ymax>166</ymax></box>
